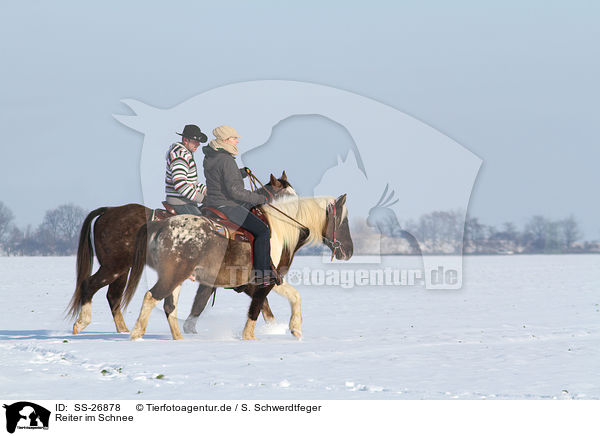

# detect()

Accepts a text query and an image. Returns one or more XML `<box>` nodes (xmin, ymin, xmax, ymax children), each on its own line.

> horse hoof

<box><xmin>130</xmin><ymin>331</ymin><xmax>144</xmax><ymax>341</ymax></box>
<box><xmin>183</xmin><ymin>319</ymin><xmax>198</xmax><ymax>334</ymax></box>
<box><xmin>242</xmin><ymin>334</ymin><xmax>257</xmax><ymax>341</ymax></box>
<box><xmin>72</xmin><ymin>324</ymin><xmax>79</xmax><ymax>335</ymax></box>
<box><xmin>290</xmin><ymin>329</ymin><xmax>302</xmax><ymax>339</ymax></box>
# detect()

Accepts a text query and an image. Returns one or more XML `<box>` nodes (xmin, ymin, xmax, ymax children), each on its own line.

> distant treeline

<box><xmin>0</xmin><ymin>202</ymin><xmax>86</xmax><ymax>256</ymax></box>
<box><xmin>1</xmin><ymin>202</ymin><xmax>598</xmax><ymax>256</ymax></box>
<box><xmin>303</xmin><ymin>210</ymin><xmax>600</xmax><ymax>256</ymax></box>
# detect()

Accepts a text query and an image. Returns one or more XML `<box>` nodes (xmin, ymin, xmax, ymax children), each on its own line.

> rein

<box><xmin>246</xmin><ymin>169</ymin><xmax>342</xmax><ymax>261</ymax></box>
<box><xmin>247</xmin><ymin>170</ymin><xmax>309</xmax><ymax>230</ymax></box>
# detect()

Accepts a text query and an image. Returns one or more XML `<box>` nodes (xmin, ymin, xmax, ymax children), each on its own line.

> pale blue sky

<box><xmin>1</xmin><ymin>1</ymin><xmax>598</xmax><ymax>237</ymax></box>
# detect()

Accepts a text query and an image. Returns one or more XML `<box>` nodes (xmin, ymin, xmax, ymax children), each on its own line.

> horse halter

<box><xmin>324</xmin><ymin>199</ymin><xmax>344</xmax><ymax>261</ymax></box>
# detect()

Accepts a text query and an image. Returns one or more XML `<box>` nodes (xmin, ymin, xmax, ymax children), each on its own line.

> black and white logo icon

<box><xmin>3</xmin><ymin>402</ymin><xmax>50</xmax><ymax>434</ymax></box>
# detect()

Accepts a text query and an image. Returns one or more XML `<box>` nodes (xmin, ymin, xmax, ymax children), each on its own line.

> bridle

<box><xmin>324</xmin><ymin>200</ymin><xmax>344</xmax><ymax>261</ymax></box>
<box><xmin>246</xmin><ymin>169</ymin><xmax>344</xmax><ymax>262</ymax></box>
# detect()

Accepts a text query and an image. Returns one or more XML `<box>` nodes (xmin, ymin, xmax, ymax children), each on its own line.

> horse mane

<box><xmin>261</xmin><ymin>196</ymin><xmax>347</xmax><ymax>253</ymax></box>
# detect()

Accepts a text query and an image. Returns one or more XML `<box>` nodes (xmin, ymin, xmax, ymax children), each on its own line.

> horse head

<box><xmin>254</xmin><ymin>171</ymin><xmax>297</xmax><ymax>202</ymax></box>
<box><xmin>323</xmin><ymin>194</ymin><xmax>353</xmax><ymax>260</ymax></box>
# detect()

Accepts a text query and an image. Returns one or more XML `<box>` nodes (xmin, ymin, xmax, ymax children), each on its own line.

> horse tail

<box><xmin>66</xmin><ymin>207</ymin><xmax>109</xmax><ymax>319</ymax></box>
<box><xmin>121</xmin><ymin>222</ymin><xmax>148</xmax><ymax>311</ymax></box>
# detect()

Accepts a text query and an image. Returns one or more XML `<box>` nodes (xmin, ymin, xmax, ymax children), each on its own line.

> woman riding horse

<box><xmin>203</xmin><ymin>125</ymin><xmax>281</xmax><ymax>286</ymax></box>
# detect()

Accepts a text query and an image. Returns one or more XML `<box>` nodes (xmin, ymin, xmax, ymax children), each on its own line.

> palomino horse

<box><xmin>66</xmin><ymin>172</ymin><xmax>295</xmax><ymax>335</ymax></box>
<box><xmin>124</xmin><ymin>194</ymin><xmax>353</xmax><ymax>340</ymax></box>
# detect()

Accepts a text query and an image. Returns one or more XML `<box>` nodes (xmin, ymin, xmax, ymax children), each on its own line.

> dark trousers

<box><xmin>218</xmin><ymin>205</ymin><xmax>272</xmax><ymax>272</ymax></box>
<box><xmin>171</xmin><ymin>203</ymin><xmax>203</xmax><ymax>216</ymax></box>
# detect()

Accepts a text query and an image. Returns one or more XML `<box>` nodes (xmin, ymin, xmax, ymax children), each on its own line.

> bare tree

<box><xmin>411</xmin><ymin>210</ymin><xmax>462</xmax><ymax>253</ymax></box>
<box><xmin>502</xmin><ymin>222</ymin><xmax>519</xmax><ymax>243</ymax></box>
<box><xmin>39</xmin><ymin>204</ymin><xmax>87</xmax><ymax>255</ymax></box>
<box><xmin>560</xmin><ymin>215</ymin><xmax>581</xmax><ymax>249</ymax></box>
<box><xmin>5</xmin><ymin>225</ymin><xmax>24</xmax><ymax>256</ymax></box>
<box><xmin>545</xmin><ymin>220</ymin><xmax>561</xmax><ymax>251</ymax></box>
<box><xmin>464</xmin><ymin>216</ymin><xmax>485</xmax><ymax>252</ymax></box>
<box><xmin>0</xmin><ymin>201</ymin><xmax>15</xmax><ymax>252</ymax></box>
<box><xmin>524</xmin><ymin>215</ymin><xmax>548</xmax><ymax>252</ymax></box>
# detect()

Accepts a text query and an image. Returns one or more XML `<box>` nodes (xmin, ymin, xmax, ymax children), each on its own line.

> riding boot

<box><xmin>263</xmin><ymin>267</ymin><xmax>282</xmax><ymax>286</ymax></box>
<box><xmin>267</xmin><ymin>261</ymin><xmax>283</xmax><ymax>285</ymax></box>
<box><xmin>249</xmin><ymin>266</ymin><xmax>281</xmax><ymax>286</ymax></box>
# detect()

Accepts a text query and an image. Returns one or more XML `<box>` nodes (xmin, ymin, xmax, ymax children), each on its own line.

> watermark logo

<box><xmin>286</xmin><ymin>265</ymin><xmax>458</xmax><ymax>289</ymax></box>
<box><xmin>115</xmin><ymin>80</ymin><xmax>481</xmax><ymax>289</ymax></box>
<box><xmin>3</xmin><ymin>402</ymin><xmax>50</xmax><ymax>434</ymax></box>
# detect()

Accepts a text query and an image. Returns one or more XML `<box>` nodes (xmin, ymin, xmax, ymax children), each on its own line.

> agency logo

<box><xmin>3</xmin><ymin>402</ymin><xmax>50</xmax><ymax>434</ymax></box>
<box><xmin>115</xmin><ymin>80</ymin><xmax>481</xmax><ymax>289</ymax></box>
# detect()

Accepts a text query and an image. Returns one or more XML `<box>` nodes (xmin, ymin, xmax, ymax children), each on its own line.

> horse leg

<box><xmin>163</xmin><ymin>285</ymin><xmax>183</xmax><ymax>340</ymax></box>
<box><xmin>242</xmin><ymin>287</ymin><xmax>275</xmax><ymax>324</ymax></box>
<box><xmin>131</xmin><ymin>276</ymin><xmax>186</xmax><ymax>341</ymax></box>
<box><xmin>261</xmin><ymin>298</ymin><xmax>276</xmax><ymax>325</ymax></box>
<box><xmin>272</xmin><ymin>279</ymin><xmax>302</xmax><ymax>338</ymax></box>
<box><xmin>73</xmin><ymin>266</ymin><xmax>115</xmax><ymax>334</ymax></box>
<box><xmin>183</xmin><ymin>284</ymin><xmax>215</xmax><ymax>334</ymax></box>
<box><xmin>242</xmin><ymin>286</ymin><xmax>273</xmax><ymax>340</ymax></box>
<box><xmin>106</xmin><ymin>272</ymin><xmax>129</xmax><ymax>333</ymax></box>
<box><xmin>130</xmin><ymin>290</ymin><xmax>160</xmax><ymax>340</ymax></box>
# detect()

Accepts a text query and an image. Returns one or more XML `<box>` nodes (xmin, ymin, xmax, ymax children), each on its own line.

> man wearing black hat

<box><xmin>165</xmin><ymin>124</ymin><xmax>209</xmax><ymax>216</ymax></box>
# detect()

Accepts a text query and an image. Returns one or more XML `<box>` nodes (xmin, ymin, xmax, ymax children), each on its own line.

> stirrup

<box><xmin>249</xmin><ymin>269</ymin><xmax>281</xmax><ymax>286</ymax></box>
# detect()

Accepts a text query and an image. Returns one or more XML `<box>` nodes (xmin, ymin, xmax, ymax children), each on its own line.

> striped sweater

<box><xmin>165</xmin><ymin>142</ymin><xmax>206</xmax><ymax>202</ymax></box>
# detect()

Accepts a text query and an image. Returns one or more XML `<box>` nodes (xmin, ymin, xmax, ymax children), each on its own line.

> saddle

<box><xmin>152</xmin><ymin>202</ymin><xmax>268</xmax><ymax>244</ymax></box>
<box><xmin>151</xmin><ymin>202</ymin><xmax>177</xmax><ymax>221</ymax></box>
<box><xmin>202</xmin><ymin>206</ymin><xmax>269</xmax><ymax>244</ymax></box>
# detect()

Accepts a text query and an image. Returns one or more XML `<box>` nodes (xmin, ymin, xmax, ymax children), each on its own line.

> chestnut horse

<box><xmin>66</xmin><ymin>172</ymin><xmax>295</xmax><ymax>335</ymax></box>
<box><xmin>124</xmin><ymin>194</ymin><xmax>353</xmax><ymax>340</ymax></box>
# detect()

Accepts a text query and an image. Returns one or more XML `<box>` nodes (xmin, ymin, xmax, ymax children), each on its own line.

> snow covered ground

<box><xmin>0</xmin><ymin>255</ymin><xmax>598</xmax><ymax>400</ymax></box>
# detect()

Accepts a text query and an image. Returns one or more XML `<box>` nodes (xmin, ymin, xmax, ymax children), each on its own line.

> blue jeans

<box><xmin>218</xmin><ymin>205</ymin><xmax>272</xmax><ymax>273</ymax></box>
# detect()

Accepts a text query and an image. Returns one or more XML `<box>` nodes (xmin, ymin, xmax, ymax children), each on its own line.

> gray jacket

<box><xmin>202</xmin><ymin>145</ymin><xmax>266</xmax><ymax>209</ymax></box>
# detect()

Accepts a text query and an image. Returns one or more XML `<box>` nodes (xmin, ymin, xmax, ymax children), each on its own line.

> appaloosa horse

<box><xmin>66</xmin><ymin>172</ymin><xmax>295</xmax><ymax>335</ymax></box>
<box><xmin>124</xmin><ymin>194</ymin><xmax>353</xmax><ymax>340</ymax></box>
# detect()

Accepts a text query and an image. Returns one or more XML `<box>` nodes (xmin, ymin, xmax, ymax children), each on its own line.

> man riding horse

<box><xmin>165</xmin><ymin>124</ymin><xmax>209</xmax><ymax>216</ymax></box>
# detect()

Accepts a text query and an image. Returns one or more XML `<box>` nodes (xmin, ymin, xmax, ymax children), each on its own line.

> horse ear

<box><xmin>336</xmin><ymin>194</ymin><xmax>347</xmax><ymax>207</ymax></box>
<box><xmin>269</xmin><ymin>173</ymin><xmax>281</xmax><ymax>187</ymax></box>
<box><xmin>281</xmin><ymin>170</ymin><xmax>287</xmax><ymax>181</ymax></box>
